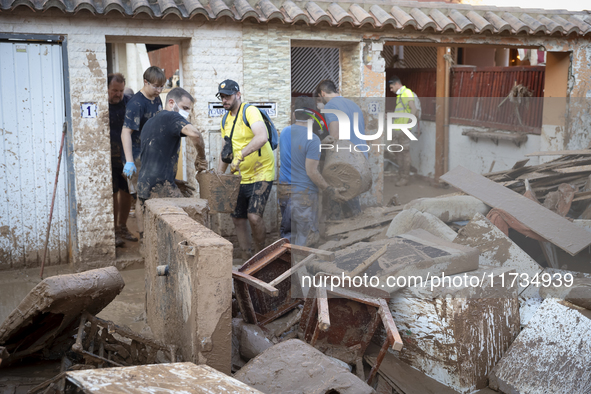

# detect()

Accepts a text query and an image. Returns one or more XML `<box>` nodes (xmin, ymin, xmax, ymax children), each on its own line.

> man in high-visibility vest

<box><xmin>389</xmin><ymin>76</ymin><xmax>420</xmax><ymax>187</ymax></box>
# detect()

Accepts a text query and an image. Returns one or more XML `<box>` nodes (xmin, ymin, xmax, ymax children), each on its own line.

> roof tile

<box><xmin>502</xmin><ymin>12</ymin><xmax>529</xmax><ymax>34</ymax></box>
<box><xmin>281</xmin><ymin>0</ymin><xmax>307</xmax><ymax>23</ymax></box>
<box><xmin>348</xmin><ymin>3</ymin><xmax>375</xmax><ymax>27</ymax></box>
<box><xmin>327</xmin><ymin>2</ymin><xmax>354</xmax><ymax>26</ymax></box>
<box><xmin>466</xmin><ymin>10</ymin><xmax>493</xmax><ymax>33</ymax></box>
<box><xmin>390</xmin><ymin>5</ymin><xmax>415</xmax><ymax>28</ymax></box>
<box><xmin>537</xmin><ymin>15</ymin><xmax>565</xmax><ymax>34</ymax></box>
<box><xmin>409</xmin><ymin>7</ymin><xmax>436</xmax><ymax>31</ymax></box>
<box><xmin>484</xmin><ymin>10</ymin><xmax>511</xmax><ymax>33</ymax></box>
<box><xmin>449</xmin><ymin>8</ymin><xmax>474</xmax><ymax>32</ymax></box>
<box><xmin>369</xmin><ymin>4</ymin><xmax>395</xmax><ymax>28</ymax></box>
<box><xmin>519</xmin><ymin>12</ymin><xmax>546</xmax><ymax>34</ymax></box>
<box><xmin>429</xmin><ymin>8</ymin><xmax>456</xmax><ymax>32</ymax></box>
<box><xmin>256</xmin><ymin>0</ymin><xmax>281</xmax><ymax>20</ymax></box>
<box><xmin>2</xmin><ymin>0</ymin><xmax>590</xmax><ymax>37</ymax></box>
<box><xmin>551</xmin><ymin>15</ymin><xmax>579</xmax><ymax>35</ymax></box>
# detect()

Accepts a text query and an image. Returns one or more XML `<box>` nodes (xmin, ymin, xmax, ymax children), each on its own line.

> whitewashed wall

<box><xmin>411</xmin><ymin>121</ymin><xmax>542</xmax><ymax>177</ymax></box>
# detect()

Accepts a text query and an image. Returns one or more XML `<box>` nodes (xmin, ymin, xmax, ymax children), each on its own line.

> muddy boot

<box><xmin>396</xmin><ymin>151</ymin><xmax>411</xmax><ymax>186</ymax></box>
<box><xmin>115</xmin><ymin>234</ymin><xmax>125</xmax><ymax>248</ymax></box>
<box><xmin>117</xmin><ymin>225</ymin><xmax>138</xmax><ymax>242</ymax></box>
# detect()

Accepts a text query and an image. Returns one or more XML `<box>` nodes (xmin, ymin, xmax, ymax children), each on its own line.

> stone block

<box><xmin>386</xmin><ymin>208</ymin><xmax>457</xmax><ymax>242</ymax></box>
<box><xmin>386</xmin><ymin>266</ymin><xmax>520</xmax><ymax>394</ymax></box>
<box><xmin>234</xmin><ymin>339</ymin><xmax>374</xmax><ymax>394</ymax></box>
<box><xmin>489</xmin><ymin>298</ymin><xmax>591</xmax><ymax>393</ymax></box>
<box><xmin>144</xmin><ymin>199</ymin><xmax>232</xmax><ymax>374</ymax></box>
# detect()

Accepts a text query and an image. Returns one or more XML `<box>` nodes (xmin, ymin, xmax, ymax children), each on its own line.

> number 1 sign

<box><xmin>80</xmin><ymin>102</ymin><xmax>98</xmax><ymax>118</ymax></box>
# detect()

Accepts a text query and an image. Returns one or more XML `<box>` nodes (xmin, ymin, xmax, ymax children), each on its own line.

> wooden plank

<box><xmin>284</xmin><ymin>244</ymin><xmax>334</xmax><ymax>261</ymax></box>
<box><xmin>268</xmin><ymin>253</ymin><xmax>316</xmax><ymax>287</ymax></box>
<box><xmin>512</xmin><ymin>159</ymin><xmax>530</xmax><ymax>169</ymax></box>
<box><xmin>435</xmin><ymin>47</ymin><xmax>447</xmax><ymax>179</ymax></box>
<box><xmin>232</xmin><ymin>270</ymin><xmax>279</xmax><ymax>297</ymax></box>
<box><xmin>349</xmin><ymin>243</ymin><xmax>389</xmax><ymax>278</ymax></box>
<box><xmin>317</xmin><ymin>227</ymin><xmax>385</xmax><ymax>251</ymax></box>
<box><xmin>526</xmin><ymin>149</ymin><xmax>591</xmax><ymax>157</ymax></box>
<box><xmin>316</xmin><ymin>287</ymin><xmax>330</xmax><ymax>331</ymax></box>
<box><xmin>441</xmin><ymin>166</ymin><xmax>591</xmax><ymax>255</ymax></box>
<box><xmin>378</xmin><ymin>299</ymin><xmax>403</xmax><ymax>351</ymax></box>
<box><xmin>554</xmin><ymin>164</ymin><xmax>591</xmax><ymax>174</ymax></box>
<box><xmin>573</xmin><ymin>191</ymin><xmax>591</xmax><ymax>202</ymax></box>
<box><xmin>326</xmin><ymin>209</ymin><xmax>401</xmax><ymax>237</ymax></box>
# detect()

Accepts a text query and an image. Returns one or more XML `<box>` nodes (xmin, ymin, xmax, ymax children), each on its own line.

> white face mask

<box><xmin>395</xmin><ymin>87</ymin><xmax>402</xmax><ymax>95</ymax></box>
<box><xmin>174</xmin><ymin>101</ymin><xmax>190</xmax><ymax>119</ymax></box>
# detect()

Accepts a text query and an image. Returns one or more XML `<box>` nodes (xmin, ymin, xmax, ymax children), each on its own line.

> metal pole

<box><xmin>40</xmin><ymin>122</ymin><xmax>67</xmax><ymax>278</ymax></box>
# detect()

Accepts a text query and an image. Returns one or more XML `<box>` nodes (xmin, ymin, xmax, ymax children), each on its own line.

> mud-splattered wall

<box><xmin>144</xmin><ymin>198</ymin><xmax>232</xmax><ymax>373</ymax></box>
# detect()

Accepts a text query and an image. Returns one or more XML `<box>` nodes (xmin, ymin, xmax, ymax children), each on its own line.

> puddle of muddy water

<box><xmin>97</xmin><ymin>268</ymin><xmax>147</xmax><ymax>333</ymax></box>
<box><xmin>0</xmin><ymin>266</ymin><xmax>147</xmax><ymax>334</ymax></box>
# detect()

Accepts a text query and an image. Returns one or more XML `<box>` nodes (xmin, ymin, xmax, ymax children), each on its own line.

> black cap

<box><xmin>217</xmin><ymin>80</ymin><xmax>240</xmax><ymax>98</ymax></box>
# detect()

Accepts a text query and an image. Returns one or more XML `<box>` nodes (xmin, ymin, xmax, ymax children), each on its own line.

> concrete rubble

<box><xmin>234</xmin><ymin>339</ymin><xmax>375</xmax><ymax>394</ymax></box>
<box><xmin>383</xmin><ymin>266</ymin><xmax>520</xmax><ymax>394</ymax></box>
<box><xmin>453</xmin><ymin>212</ymin><xmax>545</xmax><ymax>327</ymax></box>
<box><xmin>489</xmin><ymin>298</ymin><xmax>591</xmax><ymax>394</ymax></box>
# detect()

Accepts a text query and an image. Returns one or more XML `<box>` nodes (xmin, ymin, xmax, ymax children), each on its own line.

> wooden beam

<box><xmin>555</xmin><ymin>165</ymin><xmax>591</xmax><ymax>174</ymax></box>
<box><xmin>268</xmin><ymin>253</ymin><xmax>317</xmax><ymax>287</ymax></box>
<box><xmin>435</xmin><ymin>47</ymin><xmax>448</xmax><ymax>179</ymax></box>
<box><xmin>349</xmin><ymin>243</ymin><xmax>389</xmax><ymax>278</ymax></box>
<box><xmin>232</xmin><ymin>270</ymin><xmax>279</xmax><ymax>297</ymax></box>
<box><xmin>316</xmin><ymin>286</ymin><xmax>330</xmax><ymax>332</ymax></box>
<box><xmin>284</xmin><ymin>244</ymin><xmax>335</xmax><ymax>261</ymax></box>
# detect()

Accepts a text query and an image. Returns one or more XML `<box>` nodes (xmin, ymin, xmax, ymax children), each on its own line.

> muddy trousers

<box><xmin>279</xmin><ymin>192</ymin><xmax>320</xmax><ymax>247</ymax></box>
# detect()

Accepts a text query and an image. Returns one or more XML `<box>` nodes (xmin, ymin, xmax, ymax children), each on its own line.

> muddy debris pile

<box><xmin>236</xmin><ymin>160</ymin><xmax>591</xmax><ymax>393</ymax></box>
<box><xmin>0</xmin><ymin>267</ymin><xmax>176</xmax><ymax>393</ymax></box>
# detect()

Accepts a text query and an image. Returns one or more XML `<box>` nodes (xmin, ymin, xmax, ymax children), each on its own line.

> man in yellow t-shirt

<box><xmin>389</xmin><ymin>76</ymin><xmax>419</xmax><ymax>187</ymax></box>
<box><xmin>216</xmin><ymin>79</ymin><xmax>275</xmax><ymax>258</ymax></box>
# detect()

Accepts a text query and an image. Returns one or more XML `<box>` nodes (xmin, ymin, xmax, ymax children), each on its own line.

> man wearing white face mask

<box><xmin>135</xmin><ymin>87</ymin><xmax>207</xmax><ymax>234</ymax></box>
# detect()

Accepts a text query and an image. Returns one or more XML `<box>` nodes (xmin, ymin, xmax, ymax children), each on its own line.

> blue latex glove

<box><xmin>123</xmin><ymin>162</ymin><xmax>136</xmax><ymax>178</ymax></box>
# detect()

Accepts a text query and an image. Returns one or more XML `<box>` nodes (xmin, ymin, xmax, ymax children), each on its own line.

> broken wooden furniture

<box><xmin>308</xmin><ymin>230</ymin><xmax>480</xmax><ymax>295</ymax></box>
<box><xmin>232</xmin><ymin>239</ymin><xmax>334</xmax><ymax>326</ymax></box>
<box><xmin>0</xmin><ymin>267</ymin><xmax>124</xmax><ymax>367</ymax></box>
<box><xmin>63</xmin><ymin>362</ymin><xmax>263</xmax><ymax>393</ymax></box>
<box><xmin>299</xmin><ymin>280</ymin><xmax>403</xmax><ymax>386</ymax></box>
<box><xmin>70</xmin><ymin>312</ymin><xmax>174</xmax><ymax>368</ymax></box>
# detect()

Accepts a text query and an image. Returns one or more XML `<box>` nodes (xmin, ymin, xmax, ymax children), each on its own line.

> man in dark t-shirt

<box><xmin>121</xmin><ymin>66</ymin><xmax>166</xmax><ymax>184</ymax></box>
<box><xmin>108</xmin><ymin>73</ymin><xmax>136</xmax><ymax>246</ymax></box>
<box><xmin>135</xmin><ymin>87</ymin><xmax>207</xmax><ymax>236</ymax></box>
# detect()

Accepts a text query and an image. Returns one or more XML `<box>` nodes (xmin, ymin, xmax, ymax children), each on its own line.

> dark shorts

<box><xmin>112</xmin><ymin>158</ymin><xmax>129</xmax><ymax>194</ymax></box>
<box><xmin>232</xmin><ymin>181</ymin><xmax>273</xmax><ymax>219</ymax></box>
